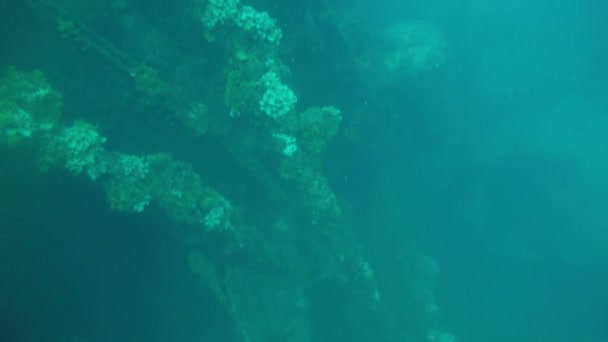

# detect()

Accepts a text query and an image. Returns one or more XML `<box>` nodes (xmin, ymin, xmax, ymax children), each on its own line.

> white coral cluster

<box><xmin>203</xmin><ymin>197</ymin><xmax>233</xmax><ymax>231</ymax></box>
<box><xmin>199</xmin><ymin>0</ymin><xmax>282</xmax><ymax>46</ymax></box>
<box><xmin>235</xmin><ymin>6</ymin><xmax>282</xmax><ymax>45</ymax></box>
<box><xmin>54</xmin><ymin>122</ymin><xmax>108</xmax><ymax>180</ymax></box>
<box><xmin>272</xmin><ymin>132</ymin><xmax>297</xmax><ymax>157</ymax></box>
<box><xmin>259</xmin><ymin>71</ymin><xmax>297</xmax><ymax>119</ymax></box>
<box><xmin>3</xmin><ymin>108</ymin><xmax>35</xmax><ymax>141</ymax></box>
<box><xmin>0</xmin><ymin>69</ymin><xmax>61</xmax><ymax>145</ymax></box>
<box><xmin>200</xmin><ymin>0</ymin><xmax>239</xmax><ymax>29</ymax></box>
<box><xmin>105</xmin><ymin>154</ymin><xmax>153</xmax><ymax>213</ymax></box>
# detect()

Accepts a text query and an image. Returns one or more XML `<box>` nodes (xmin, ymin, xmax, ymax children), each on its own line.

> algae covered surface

<box><xmin>1</xmin><ymin>1</ymin><xmax>607</xmax><ymax>341</ymax></box>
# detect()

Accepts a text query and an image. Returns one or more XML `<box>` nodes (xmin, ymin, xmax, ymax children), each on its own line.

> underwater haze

<box><xmin>1</xmin><ymin>0</ymin><xmax>607</xmax><ymax>342</ymax></box>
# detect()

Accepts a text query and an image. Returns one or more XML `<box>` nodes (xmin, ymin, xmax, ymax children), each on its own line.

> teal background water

<box><xmin>1</xmin><ymin>0</ymin><xmax>608</xmax><ymax>341</ymax></box>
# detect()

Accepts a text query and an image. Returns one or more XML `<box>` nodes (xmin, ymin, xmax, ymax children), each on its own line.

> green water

<box><xmin>1</xmin><ymin>1</ymin><xmax>607</xmax><ymax>341</ymax></box>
